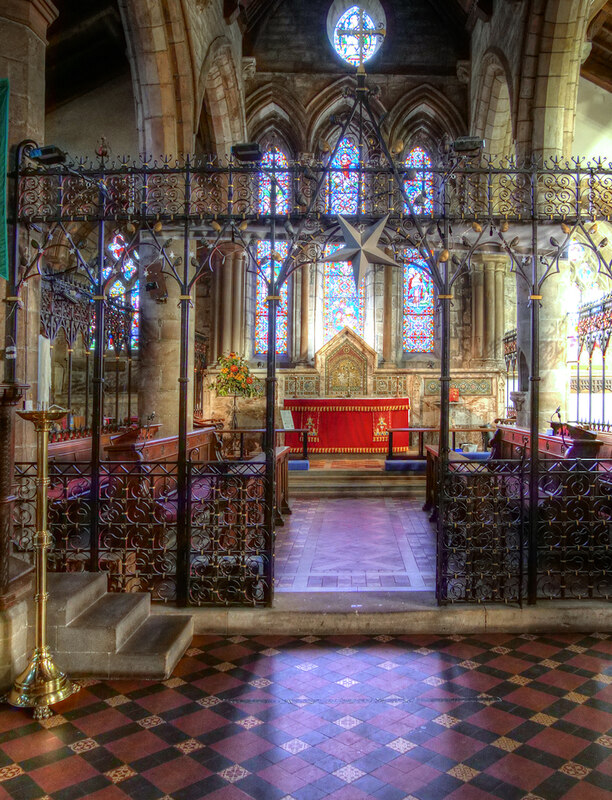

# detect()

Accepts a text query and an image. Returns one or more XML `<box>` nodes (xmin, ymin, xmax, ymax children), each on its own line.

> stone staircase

<box><xmin>32</xmin><ymin>573</ymin><xmax>193</xmax><ymax>680</ymax></box>
<box><xmin>289</xmin><ymin>466</ymin><xmax>426</xmax><ymax>497</ymax></box>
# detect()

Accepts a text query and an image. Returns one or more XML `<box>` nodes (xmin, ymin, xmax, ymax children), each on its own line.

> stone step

<box><xmin>289</xmin><ymin>471</ymin><xmax>425</xmax><ymax>497</ymax></box>
<box><xmin>113</xmin><ymin>615</ymin><xmax>194</xmax><ymax>679</ymax></box>
<box><xmin>37</xmin><ymin>573</ymin><xmax>195</xmax><ymax>681</ymax></box>
<box><xmin>47</xmin><ymin>572</ymin><xmax>108</xmax><ymax>627</ymax></box>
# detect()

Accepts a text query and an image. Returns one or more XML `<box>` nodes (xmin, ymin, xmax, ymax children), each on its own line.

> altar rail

<box><xmin>435</xmin><ymin>455</ymin><xmax>611</xmax><ymax>604</ymax></box>
<box><xmin>12</xmin><ymin>456</ymin><xmax>287</xmax><ymax>607</ymax></box>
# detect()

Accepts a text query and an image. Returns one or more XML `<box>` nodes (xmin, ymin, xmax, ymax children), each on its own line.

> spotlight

<box><xmin>231</xmin><ymin>142</ymin><xmax>263</xmax><ymax>162</ymax></box>
<box><xmin>27</xmin><ymin>145</ymin><xmax>66</xmax><ymax>165</ymax></box>
<box><xmin>145</xmin><ymin>281</ymin><xmax>159</xmax><ymax>292</ymax></box>
<box><xmin>451</xmin><ymin>137</ymin><xmax>485</xmax><ymax>153</ymax></box>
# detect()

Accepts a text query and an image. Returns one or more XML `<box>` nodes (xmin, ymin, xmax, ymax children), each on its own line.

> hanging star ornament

<box><xmin>322</xmin><ymin>214</ymin><xmax>400</xmax><ymax>289</ymax></box>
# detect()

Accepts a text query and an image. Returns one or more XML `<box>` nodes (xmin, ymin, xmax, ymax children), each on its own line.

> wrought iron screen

<box><xmin>439</xmin><ymin>458</ymin><xmax>611</xmax><ymax>603</ymax></box>
<box><xmin>13</xmin><ymin>460</ymin><xmax>269</xmax><ymax>606</ymax></box>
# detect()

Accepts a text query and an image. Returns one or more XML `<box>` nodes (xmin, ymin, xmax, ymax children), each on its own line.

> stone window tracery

<box><xmin>91</xmin><ymin>232</ymin><xmax>139</xmax><ymax>351</ymax></box>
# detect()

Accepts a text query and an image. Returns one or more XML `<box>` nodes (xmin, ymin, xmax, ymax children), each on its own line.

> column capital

<box><xmin>0</xmin><ymin>0</ymin><xmax>58</xmax><ymax>41</ymax></box>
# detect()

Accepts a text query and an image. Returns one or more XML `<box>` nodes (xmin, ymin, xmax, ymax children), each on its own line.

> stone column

<box><xmin>471</xmin><ymin>254</ymin><xmax>508</xmax><ymax>364</ymax></box>
<box><xmin>382</xmin><ymin>265</ymin><xmax>393</xmax><ymax>364</ymax></box>
<box><xmin>516</xmin><ymin>264</ymin><xmax>572</xmax><ymax>431</ymax></box>
<box><xmin>299</xmin><ymin>263</ymin><xmax>310</xmax><ymax>363</ymax></box>
<box><xmin>231</xmin><ymin>252</ymin><xmax>245</xmax><ymax>355</ymax></box>
<box><xmin>220</xmin><ymin>259</ymin><xmax>233</xmax><ymax>357</ymax></box>
<box><xmin>138</xmin><ymin>239</ymin><xmax>195</xmax><ymax>438</ymax></box>
<box><xmin>471</xmin><ymin>260</ymin><xmax>484</xmax><ymax>360</ymax></box>
<box><xmin>0</xmin><ymin>0</ymin><xmax>57</xmax><ymax>664</ymax></box>
<box><xmin>494</xmin><ymin>261</ymin><xmax>505</xmax><ymax>358</ymax></box>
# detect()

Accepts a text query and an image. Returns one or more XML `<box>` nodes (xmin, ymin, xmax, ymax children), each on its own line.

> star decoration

<box><xmin>322</xmin><ymin>214</ymin><xmax>400</xmax><ymax>289</ymax></box>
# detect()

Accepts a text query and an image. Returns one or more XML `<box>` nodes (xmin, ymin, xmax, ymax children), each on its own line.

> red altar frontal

<box><xmin>283</xmin><ymin>398</ymin><xmax>410</xmax><ymax>454</ymax></box>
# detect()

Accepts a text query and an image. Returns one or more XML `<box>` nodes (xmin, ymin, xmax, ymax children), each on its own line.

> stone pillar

<box><xmin>299</xmin><ymin>263</ymin><xmax>310</xmax><ymax>363</ymax></box>
<box><xmin>494</xmin><ymin>261</ymin><xmax>505</xmax><ymax>357</ymax></box>
<box><xmin>516</xmin><ymin>264</ymin><xmax>572</xmax><ymax>432</ymax></box>
<box><xmin>138</xmin><ymin>239</ymin><xmax>195</xmax><ymax>438</ymax></box>
<box><xmin>0</xmin><ymin>0</ymin><xmax>57</xmax><ymax>462</ymax></box>
<box><xmin>0</xmin><ymin>0</ymin><xmax>57</xmax><ymax>676</ymax></box>
<box><xmin>231</xmin><ymin>252</ymin><xmax>245</xmax><ymax>354</ymax></box>
<box><xmin>471</xmin><ymin>261</ymin><xmax>484</xmax><ymax>360</ymax></box>
<box><xmin>471</xmin><ymin>255</ymin><xmax>507</xmax><ymax>364</ymax></box>
<box><xmin>220</xmin><ymin>260</ymin><xmax>233</xmax><ymax>357</ymax></box>
<box><xmin>382</xmin><ymin>265</ymin><xmax>393</xmax><ymax>364</ymax></box>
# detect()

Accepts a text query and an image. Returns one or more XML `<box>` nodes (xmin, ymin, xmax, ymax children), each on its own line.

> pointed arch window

<box><xmin>322</xmin><ymin>244</ymin><xmax>365</xmax><ymax>343</ymax></box>
<box><xmin>404</xmin><ymin>147</ymin><xmax>434</xmax><ymax>215</ymax></box>
<box><xmin>90</xmin><ymin>232</ymin><xmax>140</xmax><ymax>351</ymax></box>
<box><xmin>254</xmin><ymin>147</ymin><xmax>291</xmax><ymax>355</ymax></box>
<box><xmin>258</xmin><ymin>147</ymin><xmax>290</xmax><ymax>214</ymax></box>
<box><xmin>403</xmin><ymin>249</ymin><xmax>434</xmax><ymax>353</ymax></box>
<box><xmin>328</xmin><ymin>137</ymin><xmax>361</xmax><ymax>214</ymax></box>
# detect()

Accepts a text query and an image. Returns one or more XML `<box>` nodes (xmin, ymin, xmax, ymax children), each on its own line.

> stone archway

<box><xmin>197</xmin><ymin>37</ymin><xmax>247</xmax><ymax>158</ymax></box>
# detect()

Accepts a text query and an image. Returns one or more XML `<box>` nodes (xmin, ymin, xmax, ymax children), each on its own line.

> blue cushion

<box><xmin>288</xmin><ymin>460</ymin><xmax>310</xmax><ymax>471</ymax></box>
<box><xmin>463</xmin><ymin>451</ymin><xmax>491</xmax><ymax>461</ymax></box>
<box><xmin>384</xmin><ymin>459</ymin><xmax>427</xmax><ymax>472</ymax></box>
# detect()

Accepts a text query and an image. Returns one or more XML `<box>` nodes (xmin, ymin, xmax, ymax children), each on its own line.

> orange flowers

<box><xmin>212</xmin><ymin>353</ymin><xmax>262</xmax><ymax>398</ymax></box>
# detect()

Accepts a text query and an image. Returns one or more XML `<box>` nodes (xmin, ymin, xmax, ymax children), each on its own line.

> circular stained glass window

<box><xmin>330</xmin><ymin>4</ymin><xmax>385</xmax><ymax>66</ymax></box>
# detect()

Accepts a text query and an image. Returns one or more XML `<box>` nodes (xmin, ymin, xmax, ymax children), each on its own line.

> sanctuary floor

<box><xmin>275</xmin><ymin>497</ymin><xmax>436</xmax><ymax>592</ymax></box>
<box><xmin>0</xmin><ymin>632</ymin><xmax>610</xmax><ymax>800</ymax></box>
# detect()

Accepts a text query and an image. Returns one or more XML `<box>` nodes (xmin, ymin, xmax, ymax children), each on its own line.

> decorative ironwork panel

<box><xmin>188</xmin><ymin>462</ymin><xmax>270</xmax><ymax>606</ymax></box>
<box><xmin>439</xmin><ymin>460</ymin><xmax>527</xmax><ymax>603</ymax></box>
<box><xmin>537</xmin><ymin>460</ymin><xmax>612</xmax><ymax>600</ymax></box>
<box><xmin>14</xmin><ymin>461</ymin><xmax>179</xmax><ymax>602</ymax></box>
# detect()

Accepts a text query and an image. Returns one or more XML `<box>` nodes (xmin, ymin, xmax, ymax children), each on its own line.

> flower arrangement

<box><xmin>211</xmin><ymin>353</ymin><xmax>261</xmax><ymax>397</ymax></box>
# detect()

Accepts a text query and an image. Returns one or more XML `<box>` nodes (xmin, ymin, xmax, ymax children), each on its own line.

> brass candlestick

<box><xmin>7</xmin><ymin>407</ymin><xmax>79</xmax><ymax>719</ymax></box>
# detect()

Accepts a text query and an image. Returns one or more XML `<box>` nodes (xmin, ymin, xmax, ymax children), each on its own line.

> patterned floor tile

<box><xmin>1</xmin><ymin>633</ymin><xmax>610</xmax><ymax>799</ymax></box>
<box><xmin>275</xmin><ymin>497</ymin><xmax>436</xmax><ymax>592</ymax></box>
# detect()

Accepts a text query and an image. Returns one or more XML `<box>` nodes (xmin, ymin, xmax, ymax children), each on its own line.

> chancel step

<box><xmin>29</xmin><ymin>573</ymin><xmax>193</xmax><ymax>680</ymax></box>
<box><xmin>289</xmin><ymin>468</ymin><xmax>425</xmax><ymax>497</ymax></box>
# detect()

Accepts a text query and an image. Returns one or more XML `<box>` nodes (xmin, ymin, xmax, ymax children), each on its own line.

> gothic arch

<box><xmin>305</xmin><ymin>76</ymin><xmax>386</xmax><ymax>152</ymax></box>
<box><xmin>197</xmin><ymin>37</ymin><xmax>247</xmax><ymax>158</ymax></box>
<box><xmin>118</xmin><ymin>0</ymin><xmax>194</xmax><ymax>157</ymax></box>
<box><xmin>472</xmin><ymin>50</ymin><xmax>514</xmax><ymax>157</ymax></box>
<box><xmin>246</xmin><ymin>82</ymin><xmax>306</xmax><ymax>155</ymax></box>
<box><xmin>386</xmin><ymin>85</ymin><xmax>466</xmax><ymax>151</ymax></box>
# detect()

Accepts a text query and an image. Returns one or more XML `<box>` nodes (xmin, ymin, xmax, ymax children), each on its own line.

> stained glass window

<box><xmin>254</xmin><ymin>240</ymin><xmax>289</xmax><ymax>355</ymax></box>
<box><xmin>258</xmin><ymin>148</ymin><xmax>290</xmax><ymax>214</ymax></box>
<box><xmin>404</xmin><ymin>147</ymin><xmax>434</xmax><ymax>215</ymax></box>
<box><xmin>333</xmin><ymin>6</ymin><xmax>382</xmax><ymax>66</ymax></box>
<box><xmin>91</xmin><ymin>233</ymin><xmax>139</xmax><ymax>350</ymax></box>
<box><xmin>328</xmin><ymin>137</ymin><xmax>360</xmax><ymax>214</ymax></box>
<box><xmin>322</xmin><ymin>244</ymin><xmax>365</xmax><ymax>342</ymax></box>
<box><xmin>403</xmin><ymin>249</ymin><xmax>434</xmax><ymax>352</ymax></box>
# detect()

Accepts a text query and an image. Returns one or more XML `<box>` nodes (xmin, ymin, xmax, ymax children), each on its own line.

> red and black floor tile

<box><xmin>0</xmin><ymin>632</ymin><xmax>610</xmax><ymax>799</ymax></box>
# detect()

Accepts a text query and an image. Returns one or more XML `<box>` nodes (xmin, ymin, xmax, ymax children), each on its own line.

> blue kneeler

<box><xmin>288</xmin><ymin>460</ymin><xmax>309</xmax><ymax>471</ymax></box>
<box><xmin>384</xmin><ymin>459</ymin><xmax>427</xmax><ymax>472</ymax></box>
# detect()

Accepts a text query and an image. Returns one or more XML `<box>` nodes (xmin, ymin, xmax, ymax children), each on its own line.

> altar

<box><xmin>284</xmin><ymin>397</ymin><xmax>410</xmax><ymax>453</ymax></box>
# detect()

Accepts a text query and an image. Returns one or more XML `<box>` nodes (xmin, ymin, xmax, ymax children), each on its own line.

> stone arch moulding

<box><xmin>516</xmin><ymin>0</ymin><xmax>591</xmax><ymax>157</ymax></box>
<box><xmin>472</xmin><ymin>49</ymin><xmax>515</xmax><ymax>157</ymax></box>
<box><xmin>197</xmin><ymin>36</ymin><xmax>247</xmax><ymax>158</ymax></box>
<box><xmin>246</xmin><ymin>82</ymin><xmax>307</xmax><ymax>155</ymax></box>
<box><xmin>118</xmin><ymin>0</ymin><xmax>194</xmax><ymax>157</ymax></box>
<box><xmin>385</xmin><ymin>85</ymin><xmax>466</xmax><ymax>151</ymax></box>
<box><xmin>305</xmin><ymin>75</ymin><xmax>386</xmax><ymax>152</ymax></box>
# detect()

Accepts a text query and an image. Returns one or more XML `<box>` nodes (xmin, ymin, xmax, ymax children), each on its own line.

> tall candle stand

<box><xmin>6</xmin><ymin>407</ymin><xmax>79</xmax><ymax>719</ymax></box>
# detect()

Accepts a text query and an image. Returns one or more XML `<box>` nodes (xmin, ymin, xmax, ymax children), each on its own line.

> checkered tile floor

<box><xmin>1</xmin><ymin>632</ymin><xmax>611</xmax><ymax>799</ymax></box>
